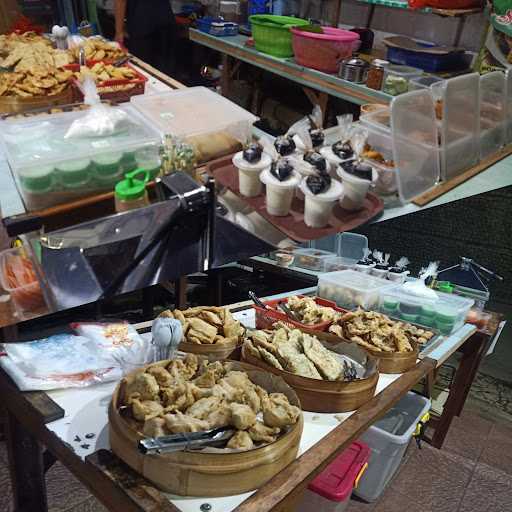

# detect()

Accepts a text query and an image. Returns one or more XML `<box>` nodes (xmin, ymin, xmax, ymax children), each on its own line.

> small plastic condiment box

<box><xmin>354</xmin><ymin>392</ymin><xmax>431</xmax><ymax>503</ymax></box>
<box><xmin>297</xmin><ymin>441</ymin><xmax>370</xmax><ymax>512</ymax></box>
<box><xmin>131</xmin><ymin>86</ymin><xmax>257</xmax><ymax>143</ymax></box>
<box><xmin>317</xmin><ymin>269</ymin><xmax>395</xmax><ymax>310</ymax></box>
<box><xmin>379</xmin><ymin>283</ymin><xmax>474</xmax><ymax>334</ymax></box>
<box><xmin>479</xmin><ymin>71</ymin><xmax>506</xmax><ymax>159</ymax></box>
<box><xmin>293</xmin><ymin>248</ymin><xmax>335</xmax><ymax>271</ymax></box>
<box><xmin>324</xmin><ymin>232</ymin><xmax>368</xmax><ymax>272</ymax></box>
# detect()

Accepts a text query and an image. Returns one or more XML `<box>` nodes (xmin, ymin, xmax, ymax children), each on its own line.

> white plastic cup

<box><xmin>232</xmin><ymin>152</ymin><xmax>271</xmax><ymax>197</ymax></box>
<box><xmin>337</xmin><ymin>164</ymin><xmax>376</xmax><ymax>211</ymax></box>
<box><xmin>260</xmin><ymin>168</ymin><xmax>301</xmax><ymax>216</ymax></box>
<box><xmin>299</xmin><ymin>178</ymin><xmax>344</xmax><ymax>228</ymax></box>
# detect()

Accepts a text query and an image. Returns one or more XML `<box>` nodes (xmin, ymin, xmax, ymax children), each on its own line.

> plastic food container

<box><xmin>254</xmin><ymin>296</ymin><xmax>345</xmax><ymax>331</ymax></box>
<box><xmin>131</xmin><ymin>87</ymin><xmax>257</xmax><ymax>148</ymax></box>
<box><xmin>291</xmin><ymin>27</ymin><xmax>360</xmax><ymax>74</ymax></box>
<box><xmin>479</xmin><ymin>71</ymin><xmax>506</xmax><ymax>160</ymax></box>
<box><xmin>408</xmin><ymin>75</ymin><xmax>444</xmax><ymax>91</ymax></box>
<box><xmin>354</xmin><ymin>392</ymin><xmax>430</xmax><ymax>502</ymax></box>
<box><xmin>196</xmin><ymin>17</ymin><xmax>239</xmax><ymax>36</ymax></box>
<box><xmin>317</xmin><ymin>269</ymin><xmax>395</xmax><ymax>310</ymax></box>
<box><xmin>293</xmin><ymin>248</ymin><xmax>335</xmax><ymax>271</ymax></box>
<box><xmin>299</xmin><ymin>178</ymin><xmax>344</xmax><ymax>228</ymax></box>
<box><xmin>382</xmin><ymin>65</ymin><xmax>422</xmax><ymax>96</ymax></box>
<box><xmin>336</xmin><ymin>164</ymin><xmax>375</xmax><ymax>211</ymax></box>
<box><xmin>260</xmin><ymin>167</ymin><xmax>301</xmax><ymax>215</ymax></box>
<box><xmin>249</xmin><ymin>15</ymin><xmax>309</xmax><ymax>58</ymax></box>
<box><xmin>0</xmin><ymin>105</ymin><xmax>161</xmax><ymax>211</ymax></box>
<box><xmin>297</xmin><ymin>441</ymin><xmax>370</xmax><ymax>512</ymax></box>
<box><xmin>386</xmin><ymin>45</ymin><xmax>465</xmax><ymax>73</ymax></box>
<box><xmin>324</xmin><ymin>232</ymin><xmax>368</xmax><ymax>272</ymax></box>
<box><xmin>0</xmin><ymin>247</ymin><xmax>46</xmax><ymax>317</ymax></box>
<box><xmin>379</xmin><ymin>285</ymin><xmax>474</xmax><ymax>335</ymax></box>
<box><xmin>233</xmin><ymin>151</ymin><xmax>272</xmax><ymax>197</ymax></box>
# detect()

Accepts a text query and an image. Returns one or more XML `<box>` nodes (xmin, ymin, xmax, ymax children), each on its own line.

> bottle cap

<box><xmin>115</xmin><ymin>169</ymin><xmax>150</xmax><ymax>201</ymax></box>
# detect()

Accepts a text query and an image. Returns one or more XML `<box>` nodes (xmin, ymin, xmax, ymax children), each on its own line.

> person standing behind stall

<box><xmin>114</xmin><ymin>0</ymin><xmax>175</xmax><ymax>75</ymax></box>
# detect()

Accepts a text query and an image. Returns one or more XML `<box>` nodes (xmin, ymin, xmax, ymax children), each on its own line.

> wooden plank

<box><xmin>233</xmin><ymin>358</ymin><xmax>436</xmax><ymax>512</ymax></box>
<box><xmin>412</xmin><ymin>145</ymin><xmax>512</xmax><ymax>206</ymax></box>
<box><xmin>130</xmin><ymin>56</ymin><xmax>186</xmax><ymax>90</ymax></box>
<box><xmin>431</xmin><ymin>7</ymin><xmax>483</xmax><ymax>16</ymax></box>
<box><xmin>189</xmin><ymin>30</ymin><xmax>390</xmax><ymax>106</ymax></box>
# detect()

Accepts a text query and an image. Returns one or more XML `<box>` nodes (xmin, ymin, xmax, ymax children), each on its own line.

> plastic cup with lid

<box><xmin>56</xmin><ymin>159</ymin><xmax>93</xmax><ymax>188</ymax></box>
<box><xmin>232</xmin><ymin>151</ymin><xmax>272</xmax><ymax>197</ymax></box>
<box><xmin>337</xmin><ymin>162</ymin><xmax>377</xmax><ymax>211</ymax></box>
<box><xmin>259</xmin><ymin>167</ymin><xmax>301</xmax><ymax>216</ymax></box>
<box><xmin>299</xmin><ymin>177</ymin><xmax>344</xmax><ymax>228</ymax></box>
<box><xmin>19</xmin><ymin>165</ymin><xmax>55</xmax><ymax>194</ymax></box>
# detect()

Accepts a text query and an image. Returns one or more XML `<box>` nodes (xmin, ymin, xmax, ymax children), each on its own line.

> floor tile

<box><xmin>62</xmin><ymin>496</ymin><xmax>107</xmax><ymax>512</ymax></box>
<box><xmin>347</xmin><ymin>495</ymin><xmax>376</xmax><ymax>512</ymax></box>
<box><xmin>390</xmin><ymin>443</ymin><xmax>474</xmax><ymax>511</ymax></box>
<box><xmin>459</xmin><ymin>462</ymin><xmax>512</xmax><ymax>512</ymax></box>
<box><xmin>440</xmin><ymin>416</ymin><xmax>491</xmax><ymax>461</ymax></box>
<box><xmin>372</xmin><ymin>489</ymin><xmax>423</xmax><ymax>512</ymax></box>
<box><xmin>478</xmin><ymin>422</ymin><xmax>512</xmax><ymax>477</ymax></box>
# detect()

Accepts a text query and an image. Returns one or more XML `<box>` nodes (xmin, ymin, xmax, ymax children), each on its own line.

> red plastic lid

<box><xmin>291</xmin><ymin>27</ymin><xmax>360</xmax><ymax>42</ymax></box>
<box><xmin>308</xmin><ymin>441</ymin><xmax>370</xmax><ymax>502</ymax></box>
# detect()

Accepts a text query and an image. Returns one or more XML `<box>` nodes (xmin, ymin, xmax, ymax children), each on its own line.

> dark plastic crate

<box><xmin>196</xmin><ymin>17</ymin><xmax>239</xmax><ymax>36</ymax></box>
<box><xmin>386</xmin><ymin>45</ymin><xmax>465</xmax><ymax>73</ymax></box>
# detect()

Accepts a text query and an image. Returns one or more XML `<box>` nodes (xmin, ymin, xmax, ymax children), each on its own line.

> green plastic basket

<box><xmin>249</xmin><ymin>15</ymin><xmax>309</xmax><ymax>58</ymax></box>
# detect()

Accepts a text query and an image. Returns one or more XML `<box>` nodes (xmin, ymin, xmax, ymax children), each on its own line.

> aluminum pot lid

<box><xmin>343</xmin><ymin>58</ymin><xmax>369</xmax><ymax>68</ymax></box>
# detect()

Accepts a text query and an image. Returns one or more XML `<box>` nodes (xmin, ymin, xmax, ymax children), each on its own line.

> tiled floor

<box><xmin>0</xmin><ymin>405</ymin><xmax>510</xmax><ymax>511</ymax></box>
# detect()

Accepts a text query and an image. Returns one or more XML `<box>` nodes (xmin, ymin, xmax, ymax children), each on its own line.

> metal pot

<box><xmin>339</xmin><ymin>58</ymin><xmax>369</xmax><ymax>84</ymax></box>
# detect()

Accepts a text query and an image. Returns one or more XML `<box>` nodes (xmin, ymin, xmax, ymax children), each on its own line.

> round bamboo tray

<box><xmin>109</xmin><ymin>360</ymin><xmax>303</xmax><ymax>496</ymax></box>
<box><xmin>178</xmin><ymin>339</ymin><xmax>241</xmax><ymax>361</ymax></box>
<box><xmin>361</xmin><ymin>342</ymin><xmax>419</xmax><ymax>374</ymax></box>
<box><xmin>241</xmin><ymin>342</ymin><xmax>379</xmax><ymax>413</ymax></box>
<box><xmin>0</xmin><ymin>86</ymin><xmax>74</xmax><ymax>116</ymax></box>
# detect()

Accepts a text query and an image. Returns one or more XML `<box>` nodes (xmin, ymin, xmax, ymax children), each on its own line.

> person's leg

<box><xmin>155</xmin><ymin>24</ymin><xmax>176</xmax><ymax>76</ymax></box>
<box><xmin>127</xmin><ymin>34</ymin><xmax>154</xmax><ymax>66</ymax></box>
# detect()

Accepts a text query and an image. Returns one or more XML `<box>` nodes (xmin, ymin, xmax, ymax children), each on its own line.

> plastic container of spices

<box><xmin>115</xmin><ymin>169</ymin><xmax>151</xmax><ymax>213</ymax></box>
<box><xmin>366</xmin><ymin>59</ymin><xmax>389</xmax><ymax>90</ymax></box>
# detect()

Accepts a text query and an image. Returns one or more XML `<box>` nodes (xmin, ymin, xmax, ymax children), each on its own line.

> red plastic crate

<box><xmin>254</xmin><ymin>295</ymin><xmax>346</xmax><ymax>331</ymax></box>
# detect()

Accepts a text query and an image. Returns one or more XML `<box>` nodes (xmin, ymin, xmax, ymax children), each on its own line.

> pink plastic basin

<box><xmin>291</xmin><ymin>27</ymin><xmax>360</xmax><ymax>73</ymax></box>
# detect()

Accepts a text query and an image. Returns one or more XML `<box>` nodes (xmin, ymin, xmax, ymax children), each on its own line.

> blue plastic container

<box><xmin>386</xmin><ymin>44</ymin><xmax>465</xmax><ymax>73</ymax></box>
<box><xmin>196</xmin><ymin>17</ymin><xmax>239</xmax><ymax>36</ymax></box>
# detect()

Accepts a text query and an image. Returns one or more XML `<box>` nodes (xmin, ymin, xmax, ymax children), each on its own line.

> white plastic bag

<box><xmin>64</xmin><ymin>76</ymin><xmax>131</xmax><ymax>139</ymax></box>
<box><xmin>337</xmin><ymin>114</ymin><xmax>354</xmax><ymax>143</ymax></box>
<box><xmin>403</xmin><ymin>261</ymin><xmax>439</xmax><ymax>299</ymax></box>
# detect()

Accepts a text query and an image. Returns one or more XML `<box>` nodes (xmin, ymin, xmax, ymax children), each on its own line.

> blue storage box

<box><xmin>196</xmin><ymin>17</ymin><xmax>239</xmax><ymax>36</ymax></box>
<box><xmin>386</xmin><ymin>44</ymin><xmax>465</xmax><ymax>73</ymax></box>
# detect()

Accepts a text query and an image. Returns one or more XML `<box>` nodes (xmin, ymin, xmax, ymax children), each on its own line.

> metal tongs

<box><xmin>139</xmin><ymin>427</ymin><xmax>235</xmax><ymax>455</ymax></box>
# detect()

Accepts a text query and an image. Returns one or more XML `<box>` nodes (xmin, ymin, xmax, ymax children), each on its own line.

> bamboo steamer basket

<box><xmin>178</xmin><ymin>339</ymin><xmax>241</xmax><ymax>361</ymax></box>
<box><xmin>241</xmin><ymin>330</ymin><xmax>379</xmax><ymax>413</ymax></box>
<box><xmin>315</xmin><ymin>328</ymin><xmax>420</xmax><ymax>374</ymax></box>
<box><xmin>109</xmin><ymin>360</ymin><xmax>303</xmax><ymax>496</ymax></box>
<box><xmin>0</xmin><ymin>86</ymin><xmax>74</xmax><ymax>115</ymax></box>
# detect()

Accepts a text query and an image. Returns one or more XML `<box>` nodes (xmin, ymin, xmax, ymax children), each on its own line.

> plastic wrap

<box><xmin>403</xmin><ymin>261</ymin><xmax>439</xmax><ymax>299</ymax></box>
<box><xmin>337</xmin><ymin>114</ymin><xmax>354</xmax><ymax>143</ymax></box>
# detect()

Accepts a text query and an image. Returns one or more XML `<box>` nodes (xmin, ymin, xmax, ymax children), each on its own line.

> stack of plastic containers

<box><xmin>0</xmin><ymin>105</ymin><xmax>162</xmax><ymax>211</ymax></box>
<box><xmin>435</xmin><ymin>73</ymin><xmax>480</xmax><ymax>181</ymax></box>
<box><xmin>354</xmin><ymin>392</ymin><xmax>431</xmax><ymax>503</ymax></box>
<box><xmin>317</xmin><ymin>269</ymin><xmax>395</xmax><ymax>309</ymax></box>
<box><xmin>293</xmin><ymin>248</ymin><xmax>335</xmax><ymax>271</ymax></box>
<box><xmin>324</xmin><ymin>232</ymin><xmax>368</xmax><ymax>272</ymax></box>
<box><xmin>479</xmin><ymin>71</ymin><xmax>506</xmax><ymax>159</ymax></box>
<box><xmin>379</xmin><ymin>284</ymin><xmax>474</xmax><ymax>334</ymax></box>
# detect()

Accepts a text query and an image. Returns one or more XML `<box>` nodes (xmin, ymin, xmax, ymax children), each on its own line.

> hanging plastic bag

<box><xmin>64</xmin><ymin>76</ymin><xmax>131</xmax><ymax>139</ymax></box>
<box><xmin>403</xmin><ymin>261</ymin><xmax>439</xmax><ymax>299</ymax></box>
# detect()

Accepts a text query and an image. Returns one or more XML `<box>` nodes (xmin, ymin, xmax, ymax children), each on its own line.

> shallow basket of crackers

<box><xmin>66</xmin><ymin>61</ymin><xmax>147</xmax><ymax>103</ymax></box>
<box><xmin>109</xmin><ymin>355</ymin><xmax>303</xmax><ymax>496</ymax></box>
<box><xmin>159</xmin><ymin>306</ymin><xmax>246</xmax><ymax>360</ymax></box>
<box><xmin>241</xmin><ymin>322</ymin><xmax>379</xmax><ymax>413</ymax></box>
<box><xmin>0</xmin><ymin>32</ymin><xmax>74</xmax><ymax>114</ymax></box>
<box><xmin>327</xmin><ymin>309</ymin><xmax>436</xmax><ymax>374</ymax></box>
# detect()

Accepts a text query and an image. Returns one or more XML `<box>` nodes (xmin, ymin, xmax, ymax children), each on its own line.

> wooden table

<box><xmin>1</xmin><ymin>288</ymin><xmax>479</xmax><ymax>512</ymax></box>
<box><xmin>188</xmin><ymin>29</ymin><xmax>391</xmax><ymax>109</ymax></box>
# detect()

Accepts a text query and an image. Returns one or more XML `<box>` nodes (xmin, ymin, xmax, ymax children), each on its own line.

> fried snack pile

<box><xmin>0</xmin><ymin>68</ymin><xmax>72</xmax><ymax>98</ymax></box>
<box><xmin>0</xmin><ymin>32</ymin><xmax>72</xmax><ymax>72</ymax></box>
<box><xmin>70</xmin><ymin>38</ymin><xmax>126</xmax><ymax>62</ymax></box>
<box><xmin>329</xmin><ymin>309</ymin><xmax>434</xmax><ymax>353</ymax></box>
<box><xmin>160</xmin><ymin>307</ymin><xmax>245</xmax><ymax>345</ymax></box>
<box><xmin>76</xmin><ymin>62</ymin><xmax>138</xmax><ymax>82</ymax></box>
<box><xmin>285</xmin><ymin>296</ymin><xmax>341</xmax><ymax>325</ymax></box>
<box><xmin>124</xmin><ymin>355</ymin><xmax>301</xmax><ymax>452</ymax></box>
<box><xmin>244</xmin><ymin>323</ymin><xmax>347</xmax><ymax>381</ymax></box>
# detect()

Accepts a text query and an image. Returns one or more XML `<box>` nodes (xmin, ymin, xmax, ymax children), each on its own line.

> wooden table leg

<box><xmin>6</xmin><ymin>410</ymin><xmax>48</xmax><ymax>512</ymax></box>
<box><xmin>425</xmin><ymin>367</ymin><xmax>439</xmax><ymax>398</ymax></box>
<box><xmin>174</xmin><ymin>276</ymin><xmax>187</xmax><ymax>309</ymax></box>
<box><xmin>220</xmin><ymin>54</ymin><xmax>232</xmax><ymax>97</ymax></box>
<box><xmin>429</xmin><ymin>332</ymin><xmax>487</xmax><ymax>448</ymax></box>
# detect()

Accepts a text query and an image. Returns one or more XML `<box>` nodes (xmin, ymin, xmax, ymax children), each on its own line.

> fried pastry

<box><xmin>126</xmin><ymin>373</ymin><xmax>160</xmax><ymax>402</ymax></box>
<box><xmin>248</xmin><ymin>422</ymin><xmax>280</xmax><ymax>444</ymax></box>
<box><xmin>301</xmin><ymin>334</ymin><xmax>342</xmax><ymax>380</ymax></box>
<box><xmin>186</xmin><ymin>396</ymin><xmax>223</xmax><ymax>420</ymax></box>
<box><xmin>262</xmin><ymin>393</ymin><xmax>300</xmax><ymax>428</ymax></box>
<box><xmin>164</xmin><ymin>411</ymin><xmax>210</xmax><ymax>434</ymax></box>
<box><xmin>229</xmin><ymin>403</ymin><xmax>256</xmax><ymax>430</ymax></box>
<box><xmin>143</xmin><ymin>417</ymin><xmax>167</xmax><ymax>438</ymax></box>
<box><xmin>131</xmin><ymin>399</ymin><xmax>164</xmax><ymax>422</ymax></box>
<box><xmin>227</xmin><ymin>430</ymin><xmax>254</xmax><ymax>450</ymax></box>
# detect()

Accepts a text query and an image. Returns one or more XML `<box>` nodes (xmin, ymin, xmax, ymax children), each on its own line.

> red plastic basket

<box><xmin>254</xmin><ymin>295</ymin><xmax>347</xmax><ymax>331</ymax></box>
<box><xmin>291</xmin><ymin>27</ymin><xmax>360</xmax><ymax>74</ymax></box>
<box><xmin>66</xmin><ymin>61</ymin><xmax>148</xmax><ymax>104</ymax></box>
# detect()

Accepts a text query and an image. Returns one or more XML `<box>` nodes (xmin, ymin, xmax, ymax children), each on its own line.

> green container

<box><xmin>93</xmin><ymin>152</ymin><xmax>124</xmax><ymax>179</ymax></box>
<box><xmin>19</xmin><ymin>165</ymin><xmax>55</xmax><ymax>193</ymax></box>
<box><xmin>383</xmin><ymin>298</ymin><xmax>399</xmax><ymax>311</ymax></box>
<box><xmin>418</xmin><ymin>315</ymin><xmax>434</xmax><ymax>328</ymax></box>
<box><xmin>435</xmin><ymin>318</ymin><xmax>455</xmax><ymax>335</ymax></box>
<box><xmin>400</xmin><ymin>312</ymin><xmax>418</xmax><ymax>323</ymax></box>
<box><xmin>421</xmin><ymin>305</ymin><xmax>436</xmax><ymax>318</ymax></box>
<box><xmin>56</xmin><ymin>159</ymin><xmax>93</xmax><ymax>188</ymax></box>
<box><xmin>249</xmin><ymin>15</ymin><xmax>309</xmax><ymax>58</ymax></box>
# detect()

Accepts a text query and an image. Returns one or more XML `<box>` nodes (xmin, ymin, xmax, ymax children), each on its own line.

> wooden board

<box><xmin>207</xmin><ymin>156</ymin><xmax>384</xmax><ymax>242</ymax></box>
<box><xmin>413</xmin><ymin>145</ymin><xmax>512</xmax><ymax>206</ymax></box>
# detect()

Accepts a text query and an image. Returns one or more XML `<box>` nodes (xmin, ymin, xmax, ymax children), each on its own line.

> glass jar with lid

<box><xmin>366</xmin><ymin>59</ymin><xmax>389</xmax><ymax>90</ymax></box>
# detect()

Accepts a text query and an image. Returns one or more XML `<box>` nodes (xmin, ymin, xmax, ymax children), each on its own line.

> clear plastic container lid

<box><xmin>337</xmin><ymin>232</ymin><xmax>368</xmax><ymax>261</ymax></box>
<box><xmin>384</xmin><ymin>64</ymin><xmax>423</xmax><ymax>79</ymax></box>
<box><xmin>408</xmin><ymin>75</ymin><xmax>444</xmax><ymax>90</ymax></box>
<box><xmin>0</xmin><ymin>105</ymin><xmax>161</xmax><ymax>173</ymax></box>
<box><xmin>391</xmin><ymin>89</ymin><xmax>440</xmax><ymax>203</ymax></box>
<box><xmin>131</xmin><ymin>86</ymin><xmax>258</xmax><ymax>142</ymax></box>
<box><xmin>480</xmin><ymin>71</ymin><xmax>506</xmax><ymax>125</ymax></box>
<box><xmin>319</xmin><ymin>269</ymin><xmax>393</xmax><ymax>293</ymax></box>
<box><xmin>360</xmin><ymin>107</ymin><xmax>392</xmax><ymax>135</ymax></box>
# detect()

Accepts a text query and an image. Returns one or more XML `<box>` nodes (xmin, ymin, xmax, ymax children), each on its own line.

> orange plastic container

<box><xmin>254</xmin><ymin>295</ymin><xmax>346</xmax><ymax>331</ymax></box>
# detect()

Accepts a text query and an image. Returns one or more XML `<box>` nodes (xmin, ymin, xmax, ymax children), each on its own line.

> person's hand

<box><xmin>115</xmin><ymin>30</ymin><xmax>126</xmax><ymax>45</ymax></box>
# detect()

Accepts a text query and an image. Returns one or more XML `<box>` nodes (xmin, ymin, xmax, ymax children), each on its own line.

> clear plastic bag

<box><xmin>403</xmin><ymin>261</ymin><xmax>439</xmax><ymax>299</ymax></box>
<box><xmin>64</xmin><ymin>76</ymin><xmax>132</xmax><ymax>139</ymax></box>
